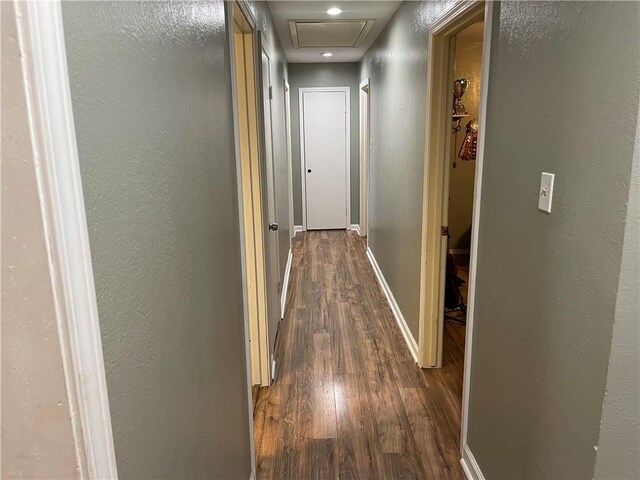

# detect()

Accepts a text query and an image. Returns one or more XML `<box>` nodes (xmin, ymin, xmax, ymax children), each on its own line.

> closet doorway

<box><xmin>359</xmin><ymin>79</ymin><xmax>370</xmax><ymax>237</ymax></box>
<box><xmin>416</xmin><ymin>0</ymin><xmax>493</xmax><ymax>466</ymax></box>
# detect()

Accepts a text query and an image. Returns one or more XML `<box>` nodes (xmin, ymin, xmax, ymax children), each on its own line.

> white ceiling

<box><xmin>268</xmin><ymin>1</ymin><xmax>402</xmax><ymax>63</ymax></box>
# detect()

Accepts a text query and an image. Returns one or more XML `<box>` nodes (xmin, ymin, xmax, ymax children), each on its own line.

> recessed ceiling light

<box><xmin>327</xmin><ymin>7</ymin><xmax>342</xmax><ymax>15</ymax></box>
<box><xmin>322</xmin><ymin>52</ymin><xmax>333</xmax><ymax>57</ymax></box>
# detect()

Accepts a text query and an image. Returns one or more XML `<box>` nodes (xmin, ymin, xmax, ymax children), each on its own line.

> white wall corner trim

<box><xmin>461</xmin><ymin>444</ymin><xmax>485</xmax><ymax>480</ymax></box>
<box><xmin>16</xmin><ymin>1</ymin><xmax>118</xmax><ymax>477</ymax></box>
<box><xmin>366</xmin><ymin>248</ymin><xmax>419</xmax><ymax>363</ymax></box>
<box><xmin>293</xmin><ymin>225</ymin><xmax>304</xmax><ymax>235</ymax></box>
<box><xmin>350</xmin><ymin>224</ymin><xmax>361</xmax><ymax>236</ymax></box>
<box><xmin>280</xmin><ymin>249</ymin><xmax>293</xmax><ymax>319</ymax></box>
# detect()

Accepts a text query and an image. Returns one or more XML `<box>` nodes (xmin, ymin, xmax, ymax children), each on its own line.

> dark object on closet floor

<box><xmin>444</xmin><ymin>252</ymin><xmax>467</xmax><ymax>324</ymax></box>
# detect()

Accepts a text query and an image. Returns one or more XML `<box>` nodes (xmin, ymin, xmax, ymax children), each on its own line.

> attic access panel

<box><xmin>289</xmin><ymin>20</ymin><xmax>375</xmax><ymax>48</ymax></box>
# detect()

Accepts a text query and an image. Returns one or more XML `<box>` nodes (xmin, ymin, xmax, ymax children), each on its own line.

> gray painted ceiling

<box><xmin>268</xmin><ymin>1</ymin><xmax>402</xmax><ymax>63</ymax></box>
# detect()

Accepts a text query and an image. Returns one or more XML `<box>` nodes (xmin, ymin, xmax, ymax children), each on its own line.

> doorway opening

<box><xmin>230</xmin><ymin>2</ymin><xmax>271</xmax><ymax>389</ymax></box>
<box><xmin>284</xmin><ymin>80</ymin><xmax>295</xmax><ymax>247</ymax></box>
<box><xmin>442</xmin><ymin>19</ymin><xmax>485</xmax><ymax>334</ymax></box>
<box><xmin>416</xmin><ymin>0</ymin><xmax>492</xmax><ymax>469</ymax></box>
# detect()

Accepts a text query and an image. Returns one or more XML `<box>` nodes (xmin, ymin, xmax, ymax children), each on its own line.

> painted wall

<box><xmin>1</xmin><ymin>3</ymin><xmax>81</xmax><ymax>477</ymax></box>
<box><xmin>467</xmin><ymin>2</ymin><xmax>640</xmax><ymax>478</ymax></box>
<box><xmin>62</xmin><ymin>2</ymin><xmax>251</xmax><ymax>478</ymax></box>
<box><xmin>593</xmin><ymin>102</ymin><xmax>640</xmax><ymax>480</ymax></box>
<box><xmin>289</xmin><ymin>63</ymin><xmax>361</xmax><ymax>226</ymax></box>
<box><xmin>359</xmin><ymin>0</ymin><xmax>455</xmax><ymax>340</ymax></box>
<box><xmin>448</xmin><ymin>41</ymin><xmax>482</xmax><ymax>251</ymax></box>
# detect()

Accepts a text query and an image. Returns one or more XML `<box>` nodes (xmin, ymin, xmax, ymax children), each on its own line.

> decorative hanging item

<box><xmin>452</xmin><ymin>78</ymin><xmax>470</xmax><ymax>133</ymax></box>
<box><xmin>458</xmin><ymin>119</ymin><xmax>479</xmax><ymax>161</ymax></box>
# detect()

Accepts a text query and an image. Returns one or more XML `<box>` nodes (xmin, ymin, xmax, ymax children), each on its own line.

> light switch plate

<box><xmin>538</xmin><ymin>172</ymin><xmax>555</xmax><ymax>213</ymax></box>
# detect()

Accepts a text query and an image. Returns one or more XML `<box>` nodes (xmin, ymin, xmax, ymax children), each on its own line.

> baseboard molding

<box><xmin>293</xmin><ymin>225</ymin><xmax>304</xmax><ymax>236</ymax></box>
<box><xmin>366</xmin><ymin>248</ymin><xmax>419</xmax><ymax>363</ymax></box>
<box><xmin>280</xmin><ymin>249</ymin><xmax>293</xmax><ymax>319</ymax></box>
<box><xmin>461</xmin><ymin>444</ymin><xmax>485</xmax><ymax>480</ymax></box>
<box><xmin>450</xmin><ymin>248</ymin><xmax>470</xmax><ymax>255</ymax></box>
<box><xmin>349</xmin><ymin>224</ymin><xmax>361</xmax><ymax>236</ymax></box>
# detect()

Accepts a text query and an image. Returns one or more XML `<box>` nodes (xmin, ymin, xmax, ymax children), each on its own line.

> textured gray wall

<box><xmin>594</xmin><ymin>103</ymin><xmax>640</xmax><ymax>480</ymax></box>
<box><xmin>467</xmin><ymin>2</ymin><xmax>640</xmax><ymax>478</ymax></box>
<box><xmin>62</xmin><ymin>2</ymin><xmax>251</xmax><ymax>478</ymax></box>
<box><xmin>289</xmin><ymin>63</ymin><xmax>361</xmax><ymax>226</ymax></box>
<box><xmin>359</xmin><ymin>0</ymin><xmax>455</xmax><ymax>339</ymax></box>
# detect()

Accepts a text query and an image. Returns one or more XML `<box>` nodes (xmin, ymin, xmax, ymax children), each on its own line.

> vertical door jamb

<box><xmin>257</xmin><ymin>35</ymin><xmax>281</xmax><ymax>379</ymax></box>
<box><xmin>359</xmin><ymin>78</ymin><xmax>370</xmax><ymax>237</ymax></box>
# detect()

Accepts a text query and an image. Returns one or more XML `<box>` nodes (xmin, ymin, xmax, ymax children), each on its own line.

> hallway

<box><xmin>254</xmin><ymin>231</ymin><xmax>464</xmax><ymax>479</ymax></box>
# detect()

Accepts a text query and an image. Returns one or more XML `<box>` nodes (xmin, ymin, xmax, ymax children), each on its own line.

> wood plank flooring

<box><xmin>254</xmin><ymin>230</ymin><xmax>465</xmax><ymax>479</ymax></box>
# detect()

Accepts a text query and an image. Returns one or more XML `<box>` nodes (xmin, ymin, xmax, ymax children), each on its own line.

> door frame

<box><xmin>298</xmin><ymin>86</ymin><xmax>351</xmax><ymax>231</ymax></box>
<box><xmin>226</xmin><ymin>2</ymin><xmax>261</xmax><ymax>476</ymax></box>
<box><xmin>13</xmin><ymin>1</ymin><xmax>118</xmax><ymax>476</ymax></box>
<box><xmin>284</xmin><ymin>80</ymin><xmax>295</xmax><ymax>243</ymax></box>
<box><xmin>228</xmin><ymin>0</ymin><xmax>272</xmax><ymax>395</ymax></box>
<box><xmin>415</xmin><ymin>0</ymin><xmax>494</xmax><ymax>466</ymax></box>
<box><xmin>359</xmin><ymin>78</ymin><xmax>370</xmax><ymax>237</ymax></box>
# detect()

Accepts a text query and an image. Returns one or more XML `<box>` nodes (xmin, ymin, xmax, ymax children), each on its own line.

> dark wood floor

<box><xmin>254</xmin><ymin>230</ymin><xmax>465</xmax><ymax>479</ymax></box>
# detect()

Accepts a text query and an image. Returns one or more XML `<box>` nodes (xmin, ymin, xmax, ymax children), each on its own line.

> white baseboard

<box><xmin>366</xmin><ymin>248</ymin><xmax>419</xmax><ymax>363</ymax></box>
<box><xmin>280</xmin><ymin>249</ymin><xmax>293</xmax><ymax>319</ymax></box>
<box><xmin>461</xmin><ymin>444</ymin><xmax>485</xmax><ymax>480</ymax></box>
<box><xmin>350</xmin><ymin>224</ymin><xmax>361</xmax><ymax>236</ymax></box>
<box><xmin>450</xmin><ymin>248</ymin><xmax>470</xmax><ymax>255</ymax></box>
<box><xmin>293</xmin><ymin>225</ymin><xmax>304</xmax><ymax>236</ymax></box>
<box><xmin>249</xmin><ymin>469</ymin><xmax>256</xmax><ymax>480</ymax></box>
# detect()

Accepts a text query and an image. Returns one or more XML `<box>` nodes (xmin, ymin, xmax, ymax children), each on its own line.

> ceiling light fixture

<box><xmin>322</xmin><ymin>52</ymin><xmax>333</xmax><ymax>57</ymax></box>
<box><xmin>326</xmin><ymin>7</ymin><xmax>342</xmax><ymax>15</ymax></box>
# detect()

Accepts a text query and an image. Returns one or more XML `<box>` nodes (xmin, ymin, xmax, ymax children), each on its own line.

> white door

<box><xmin>301</xmin><ymin>89</ymin><xmax>348</xmax><ymax>230</ymax></box>
<box><xmin>261</xmin><ymin>46</ymin><xmax>281</xmax><ymax>362</ymax></box>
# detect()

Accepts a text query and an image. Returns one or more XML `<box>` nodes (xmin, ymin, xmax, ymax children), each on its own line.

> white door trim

<box><xmin>280</xmin><ymin>249</ymin><xmax>293</xmax><ymax>319</ymax></box>
<box><xmin>366</xmin><ymin>248</ymin><xmax>419</xmax><ymax>363</ymax></box>
<box><xmin>15</xmin><ymin>1</ymin><xmax>118</xmax><ymax>477</ymax></box>
<box><xmin>284</xmin><ymin>80</ymin><xmax>295</xmax><ymax>242</ymax></box>
<box><xmin>298</xmin><ymin>86</ymin><xmax>350</xmax><ymax>231</ymax></box>
<box><xmin>359</xmin><ymin>78</ymin><xmax>370</xmax><ymax>237</ymax></box>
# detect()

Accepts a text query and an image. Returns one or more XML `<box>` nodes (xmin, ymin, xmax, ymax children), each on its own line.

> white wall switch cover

<box><xmin>538</xmin><ymin>172</ymin><xmax>555</xmax><ymax>213</ymax></box>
